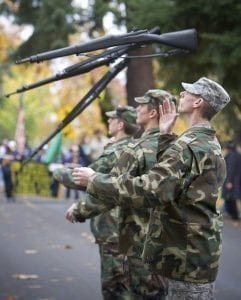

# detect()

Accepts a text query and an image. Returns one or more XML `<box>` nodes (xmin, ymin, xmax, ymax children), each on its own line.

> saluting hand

<box><xmin>159</xmin><ymin>99</ymin><xmax>179</xmax><ymax>134</ymax></box>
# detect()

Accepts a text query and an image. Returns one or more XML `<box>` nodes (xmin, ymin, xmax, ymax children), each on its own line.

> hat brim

<box><xmin>181</xmin><ymin>82</ymin><xmax>200</xmax><ymax>95</ymax></box>
<box><xmin>134</xmin><ymin>96</ymin><xmax>149</xmax><ymax>104</ymax></box>
<box><xmin>105</xmin><ymin>110</ymin><xmax>117</xmax><ymax>118</ymax></box>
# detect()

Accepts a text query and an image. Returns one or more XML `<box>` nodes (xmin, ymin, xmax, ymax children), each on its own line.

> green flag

<box><xmin>43</xmin><ymin>132</ymin><xmax>62</xmax><ymax>164</ymax></box>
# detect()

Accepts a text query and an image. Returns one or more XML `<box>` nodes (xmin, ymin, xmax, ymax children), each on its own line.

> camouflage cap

<box><xmin>134</xmin><ymin>89</ymin><xmax>176</xmax><ymax>107</ymax></box>
<box><xmin>181</xmin><ymin>77</ymin><xmax>230</xmax><ymax>112</ymax></box>
<box><xmin>105</xmin><ymin>106</ymin><xmax>137</xmax><ymax>124</ymax></box>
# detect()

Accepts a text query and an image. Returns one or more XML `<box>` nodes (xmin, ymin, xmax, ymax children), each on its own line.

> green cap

<box><xmin>105</xmin><ymin>106</ymin><xmax>137</xmax><ymax>124</ymax></box>
<box><xmin>135</xmin><ymin>89</ymin><xmax>176</xmax><ymax>107</ymax></box>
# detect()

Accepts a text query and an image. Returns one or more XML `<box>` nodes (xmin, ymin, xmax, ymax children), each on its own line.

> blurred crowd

<box><xmin>0</xmin><ymin>129</ymin><xmax>109</xmax><ymax>202</ymax></box>
<box><xmin>222</xmin><ymin>141</ymin><xmax>241</xmax><ymax>224</ymax></box>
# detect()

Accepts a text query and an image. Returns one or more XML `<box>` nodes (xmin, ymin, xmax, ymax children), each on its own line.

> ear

<box><xmin>193</xmin><ymin>97</ymin><xmax>204</xmax><ymax>109</ymax></box>
<box><xmin>149</xmin><ymin>108</ymin><xmax>158</xmax><ymax>119</ymax></box>
<box><xmin>118</xmin><ymin>120</ymin><xmax>124</xmax><ymax>130</ymax></box>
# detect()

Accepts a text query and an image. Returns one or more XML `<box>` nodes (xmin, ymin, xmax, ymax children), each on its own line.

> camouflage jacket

<box><xmin>72</xmin><ymin>129</ymin><xmax>176</xmax><ymax>257</ymax></box>
<box><xmin>87</xmin><ymin>127</ymin><xmax>226</xmax><ymax>283</ymax></box>
<box><xmin>88</xmin><ymin>136</ymin><xmax>133</xmax><ymax>244</ymax></box>
<box><xmin>110</xmin><ymin>127</ymin><xmax>160</xmax><ymax>257</ymax></box>
<box><xmin>54</xmin><ymin>136</ymin><xmax>133</xmax><ymax>244</ymax></box>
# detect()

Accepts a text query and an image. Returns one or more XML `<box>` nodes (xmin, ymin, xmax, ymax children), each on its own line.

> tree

<box><xmin>154</xmin><ymin>0</ymin><xmax>241</xmax><ymax>138</ymax></box>
<box><xmin>89</xmin><ymin>0</ymin><xmax>174</xmax><ymax>104</ymax></box>
<box><xmin>0</xmin><ymin>0</ymin><xmax>80</xmax><ymax>58</ymax></box>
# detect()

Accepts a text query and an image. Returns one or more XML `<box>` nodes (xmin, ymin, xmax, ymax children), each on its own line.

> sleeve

<box><xmin>73</xmin><ymin>193</ymin><xmax>115</xmax><ymax>222</ymax></box>
<box><xmin>53</xmin><ymin>167</ymin><xmax>86</xmax><ymax>190</ymax></box>
<box><xmin>157</xmin><ymin>133</ymin><xmax>178</xmax><ymax>160</ymax></box>
<box><xmin>87</xmin><ymin>145</ymin><xmax>193</xmax><ymax>208</ymax></box>
<box><xmin>53</xmin><ymin>148</ymin><xmax>118</xmax><ymax>190</ymax></box>
<box><xmin>90</xmin><ymin>150</ymin><xmax>117</xmax><ymax>173</ymax></box>
<box><xmin>71</xmin><ymin>146</ymin><xmax>122</xmax><ymax>221</ymax></box>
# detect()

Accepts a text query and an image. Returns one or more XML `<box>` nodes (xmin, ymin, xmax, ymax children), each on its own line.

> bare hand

<box><xmin>72</xmin><ymin>167</ymin><xmax>95</xmax><ymax>187</ymax></box>
<box><xmin>225</xmin><ymin>182</ymin><xmax>233</xmax><ymax>189</ymax></box>
<box><xmin>159</xmin><ymin>99</ymin><xmax>179</xmax><ymax>134</ymax></box>
<box><xmin>65</xmin><ymin>203</ymin><xmax>78</xmax><ymax>223</ymax></box>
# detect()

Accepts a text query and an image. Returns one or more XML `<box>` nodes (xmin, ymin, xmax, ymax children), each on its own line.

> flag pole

<box><xmin>15</xmin><ymin>93</ymin><xmax>26</xmax><ymax>159</ymax></box>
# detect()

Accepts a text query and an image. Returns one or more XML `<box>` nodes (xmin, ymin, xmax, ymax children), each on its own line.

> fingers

<box><xmin>159</xmin><ymin>99</ymin><xmax>178</xmax><ymax>116</ymax></box>
<box><xmin>72</xmin><ymin>167</ymin><xmax>95</xmax><ymax>186</ymax></box>
<box><xmin>162</xmin><ymin>99</ymin><xmax>171</xmax><ymax>114</ymax></box>
<box><xmin>72</xmin><ymin>168</ymin><xmax>85</xmax><ymax>185</ymax></box>
<box><xmin>65</xmin><ymin>203</ymin><xmax>77</xmax><ymax>223</ymax></box>
<box><xmin>170</xmin><ymin>100</ymin><xmax>177</xmax><ymax>114</ymax></box>
<box><xmin>159</xmin><ymin>104</ymin><xmax>164</xmax><ymax>117</ymax></box>
<box><xmin>65</xmin><ymin>211</ymin><xmax>75</xmax><ymax>223</ymax></box>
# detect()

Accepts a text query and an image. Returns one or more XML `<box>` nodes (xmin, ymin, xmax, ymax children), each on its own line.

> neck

<box><xmin>115</xmin><ymin>131</ymin><xmax>129</xmax><ymax>140</ymax></box>
<box><xmin>184</xmin><ymin>112</ymin><xmax>210</xmax><ymax>128</ymax></box>
<box><xmin>143</xmin><ymin>120</ymin><xmax>159</xmax><ymax>131</ymax></box>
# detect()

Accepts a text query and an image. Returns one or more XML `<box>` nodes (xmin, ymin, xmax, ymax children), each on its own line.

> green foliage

<box><xmin>120</xmin><ymin>0</ymin><xmax>174</xmax><ymax>31</ymax></box>
<box><xmin>0</xmin><ymin>64</ymin><xmax>54</xmax><ymax>144</ymax></box>
<box><xmin>90</xmin><ymin>0</ymin><xmax>110</xmax><ymax>32</ymax></box>
<box><xmin>155</xmin><ymin>0</ymin><xmax>241</xmax><ymax>136</ymax></box>
<box><xmin>0</xmin><ymin>0</ymin><xmax>81</xmax><ymax>58</ymax></box>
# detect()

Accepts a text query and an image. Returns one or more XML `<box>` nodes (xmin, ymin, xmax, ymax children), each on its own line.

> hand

<box><xmin>159</xmin><ymin>99</ymin><xmax>179</xmax><ymax>134</ymax></box>
<box><xmin>65</xmin><ymin>203</ymin><xmax>78</xmax><ymax>223</ymax></box>
<box><xmin>72</xmin><ymin>167</ymin><xmax>95</xmax><ymax>187</ymax></box>
<box><xmin>225</xmin><ymin>182</ymin><xmax>233</xmax><ymax>189</ymax></box>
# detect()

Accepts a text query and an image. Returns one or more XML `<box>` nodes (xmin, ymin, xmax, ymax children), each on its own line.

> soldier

<box><xmin>65</xmin><ymin>90</ymin><xmax>177</xmax><ymax>299</ymax></box>
<box><xmin>72</xmin><ymin>77</ymin><xmax>230</xmax><ymax>299</ymax></box>
<box><xmin>55</xmin><ymin>106</ymin><xmax>139</xmax><ymax>299</ymax></box>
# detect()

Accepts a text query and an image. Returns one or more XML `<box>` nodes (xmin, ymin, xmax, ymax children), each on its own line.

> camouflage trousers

<box><xmin>167</xmin><ymin>279</ymin><xmax>215</xmax><ymax>300</ymax></box>
<box><xmin>127</xmin><ymin>257</ymin><xmax>168</xmax><ymax>299</ymax></box>
<box><xmin>99</xmin><ymin>243</ymin><xmax>130</xmax><ymax>300</ymax></box>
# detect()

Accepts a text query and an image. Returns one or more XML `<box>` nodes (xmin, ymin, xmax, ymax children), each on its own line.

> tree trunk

<box><xmin>126</xmin><ymin>47</ymin><xmax>154</xmax><ymax>107</ymax></box>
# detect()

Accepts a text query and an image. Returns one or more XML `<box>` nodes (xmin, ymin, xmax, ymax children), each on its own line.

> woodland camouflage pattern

<box><xmin>108</xmin><ymin>127</ymin><xmax>171</xmax><ymax>298</ymax></box>
<box><xmin>54</xmin><ymin>136</ymin><xmax>133</xmax><ymax>244</ymax></box>
<box><xmin>87</xmin><ymin>126</ymin><xmax>226</xmax><ymax>283</ymax></box>
<box><xmin>110</xmin><ymin>127</ymin><xmax>170</xmax><ymax>258</ymax></box>
<box><xmin>60</xmin><ymin>128</ymin><xmax>173</xmax><ymax>298</ymax></box>
<box><xmin>54</xmin><ymin>136</ymin><xmax>133</xmax><ymax>299</ymax></box>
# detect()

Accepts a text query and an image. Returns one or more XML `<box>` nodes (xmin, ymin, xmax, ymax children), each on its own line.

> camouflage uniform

<box><xmin>72</xmin><ymin>89</ymin><xmax>177</xmax><ymax>299</ymax></box>
<box><xmin>113</xmin><ymin>127</ymin><xmax>168</xmax><ymax>299</ymax></box>
<box><xmin>54</xmin><ymin>107</ymin><xmax>139</xmax><ymax>300</ymax></box>
<box><xmin>88</xmin><ymin>136</ymin><xmax>132</xmax><ymax>300</ymax></box>
<box><xmin>73</xmin><ymin>128</ymin><xmax>173</xmax><ymax>299</ymax></box>
<box><xmin>88</xmin><ymin>126</ymin><xmax>226</xmax><ymax>285</ymax></box>
<box><xmin>58</xmin><ymin>128</ymin><xmax>171</xmax><ymax>299</ymax></box>
<box><xmin>84</xmin><ymin>78</ymin><xmax>230</xmax><ymax>299</ymax></box>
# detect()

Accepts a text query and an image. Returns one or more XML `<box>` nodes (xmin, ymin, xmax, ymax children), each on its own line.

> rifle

<box><xmin>6</xmin><ymin>28</ymin><xmax>161</xmax><ymax>97</ymax></box>
<box><xmin>16</xmin><ymin>28</ymin><xmax>197</xmax><ymax>64</ymax></box>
